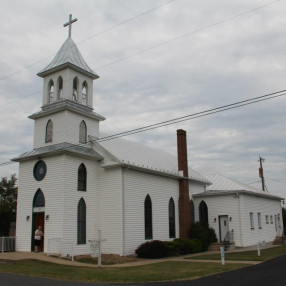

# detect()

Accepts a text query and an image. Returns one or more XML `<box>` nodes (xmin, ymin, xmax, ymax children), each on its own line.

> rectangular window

<box><xmin>270</xmin><ymin>215</ymin><xmax>273</xmax><ymax>224</ymax></box>
<box><xmin>258</xmin><ymin>213</ymin><xmax>262</xmax><ymax>229</ymax></box>
<box><xmin>250</xmin><ymin>212</ymin><xmax>254</xmax><ymax>229</ymax></box>
<box><xmin>265</xmin><ymin>215</ymin><xmax>269</xmax><ymax>224</ymax></box>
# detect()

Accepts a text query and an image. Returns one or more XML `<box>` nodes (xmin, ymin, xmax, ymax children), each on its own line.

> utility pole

<box><xmin>258</xmin><ymin>156</ymin><xmax>265</xmax><ymax>191</ymax></box>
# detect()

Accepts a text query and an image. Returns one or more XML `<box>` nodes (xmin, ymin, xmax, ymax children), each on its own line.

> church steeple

<box><xmin>37</xmin><ymin>15</ymin><xmax>99</xmax><ymax>107</ymax></box>
<box><xmin>37</xmin><ymin>37</ymin><xmax>99</xmax><ymax>80</ymax></box>
<box><xmin>28</xmin><ymin>15</ymin><xmax>105</xmax><ymax>149</ymax></box>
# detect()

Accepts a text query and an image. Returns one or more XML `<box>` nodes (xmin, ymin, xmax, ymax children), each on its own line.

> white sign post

<box><xmin>220</xmin><ymin>246</ymin><xmax>225</xmax><ymax>265</ymax></box>
<box><xmin>89</xmin><ymin>230</ymin><xmax>106</xmax><ymax>267</ymax></box>
<box><xmin>257</xmin><ymin>242</ymin><xmax>261</xmax><ymax>257</ymax></box>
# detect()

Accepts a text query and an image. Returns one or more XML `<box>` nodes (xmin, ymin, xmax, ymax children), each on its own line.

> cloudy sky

<box><xmin>0</xmin><ymin>0</ymin><xmax>286</xmax><ymax>199</ymax></box>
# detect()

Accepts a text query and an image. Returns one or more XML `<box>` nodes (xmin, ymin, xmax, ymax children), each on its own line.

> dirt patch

<box><xmin>75</xmin><ymin>254</ymin><xmax>141</xmax><ymax>265</ymax></box>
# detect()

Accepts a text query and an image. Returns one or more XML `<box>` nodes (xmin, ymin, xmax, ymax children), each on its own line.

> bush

<box><xmin>164</xmin><ymin>238</ymin><xmax>203</xmax><ymax>256</ymax></box>
<box><xmin>174</xmin><ymin>238</ymin><xmax>203</xmax><ymax>254</ymax></box>
<box><xmin>164</xmin><ymin>240</ymin><xmax>180</xmax><ymax>256</ymax></box>
<box><xmin>135</xmin><ymin>240</ymin><xmax>168</xmax><ymax>258</ymax></box>
<box><xmin>189</xmin><ymin>222</ymin><xmax>217</xmax><ymax>250</ymax></box>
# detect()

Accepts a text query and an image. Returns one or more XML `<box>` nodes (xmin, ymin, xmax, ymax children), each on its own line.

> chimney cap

<box><xmin>177</xmin><ymin>129</ymin><xmax>186</xmax><ymax>135</ymax></box>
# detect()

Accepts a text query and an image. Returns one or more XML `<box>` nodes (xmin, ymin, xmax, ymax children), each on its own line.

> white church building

<box><xmin>13</xmin><ymin>16</ymin><xmax>284</xmax><ymax>256</ymax></box>
<box><xmin>193</xmin><ymin>174</ymin><xmax>284</xmax><ymax>247</ymax></box>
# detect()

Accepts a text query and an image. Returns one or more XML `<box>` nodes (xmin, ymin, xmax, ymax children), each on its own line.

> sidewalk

<box><xmin>0</xmin><ymin>248</ymin><xmax>263</xmax><ymax>268</ymax></box>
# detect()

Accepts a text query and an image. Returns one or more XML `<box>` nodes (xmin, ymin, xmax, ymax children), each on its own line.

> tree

<box><xmin>0</xmin><ymin>174</ymin><xmax>18</xmax><ymax>236</ymax></box>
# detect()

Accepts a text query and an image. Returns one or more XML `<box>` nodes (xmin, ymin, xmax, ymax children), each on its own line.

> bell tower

<box><xmin>13</xmin><ymin>15</ymin><xmax>105</xmax><ymax>254</ymax></box>
<box><xmin>28</xmin><ymin>14</ymin><xmax>105</xmax><ymax>149</ymax></box>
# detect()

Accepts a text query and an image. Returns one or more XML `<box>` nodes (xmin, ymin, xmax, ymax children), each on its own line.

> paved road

<box><xmin>1</xmin><ymin>254</ymin><xmax>285</xmax><ymax>286</ymax></box>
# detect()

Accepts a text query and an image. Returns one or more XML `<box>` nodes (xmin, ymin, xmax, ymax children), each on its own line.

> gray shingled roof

<box><xmin>37</xmin><ymin>37</ymin><xmax>99</xmax><ymax>79</ymax></box>
<box><xmin>93</xmin><ymin>134</ymin><xmax>211</xmax><ymax>184</ymax></box>
<box><xmin>12</xmin><ymin>142</ymin><xmax>103</xmax><ymax>162</ymax></box>
<box><xmin>193</xmin><ymin>174</ymin><xmax>283</xmax><ymax>201</ymax></box>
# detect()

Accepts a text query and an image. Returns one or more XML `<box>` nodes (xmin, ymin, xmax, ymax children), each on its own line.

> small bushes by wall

<box><xmin>135</xmin><ymin>240</ymin><xmax>168</xmax><ymax>258</ymax></box>
<box><xmin>136</xmin><ymin>238</ymin><xmax>203</xmax><ymax>258</ymax></box>
<box><xmin>189</xmin><ymin>222</ymin><xmax>217</xmax><ymax>250</ymax></box>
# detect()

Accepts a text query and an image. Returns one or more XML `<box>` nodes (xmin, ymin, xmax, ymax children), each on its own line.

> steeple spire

<box><xmin>63</xmin><ymin>14</ymin><xmax>77</xmax><ymax>38</ymax></box>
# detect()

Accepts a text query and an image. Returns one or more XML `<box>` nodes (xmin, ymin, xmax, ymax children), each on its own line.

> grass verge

<box><xmin>0</xmin><ymin>260</ymin><xmax>248</xmax><ymax>283</ymax></box>
<box><xmin>187</xmin><ymin>245</ymin><xmax>286</xmax><ymax>261</ymax></box>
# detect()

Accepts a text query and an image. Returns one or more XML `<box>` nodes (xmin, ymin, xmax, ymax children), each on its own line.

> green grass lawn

<box><xmin>187</xmin><ymin>245</ymin><xmax>286</xmax><ymax>261</ymax></box>
<box><xmin>0</xmin><ymin>260</ymin><xmax>248</xmax><ymax>283</ymax></box>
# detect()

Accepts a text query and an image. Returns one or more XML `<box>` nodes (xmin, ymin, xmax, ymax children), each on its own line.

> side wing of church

<box><xmin>13</xmin><ymin>16</ymin><xmax>209</xmax><ymax>256</ymax></box>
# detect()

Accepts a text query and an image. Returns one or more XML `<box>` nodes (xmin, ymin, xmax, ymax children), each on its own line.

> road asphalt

<box><xmin>0</xmin><ymin>254</ymin><xmax>285</xmax><ymax>286</ymax></box>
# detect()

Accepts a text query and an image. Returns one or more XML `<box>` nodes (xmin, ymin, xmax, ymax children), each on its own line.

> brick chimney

<box><xmin>177</xmin><ymin>129</ymin><xmax>191</xmax><ymax>238</ymax></box>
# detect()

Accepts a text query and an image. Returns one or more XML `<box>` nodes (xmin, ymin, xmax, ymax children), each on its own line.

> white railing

<box><xmin>1</xmin><ymin>236</ymin><xmax>16</xmax><ymax>253</ymax></box>
<box><xmin>47</xmin><ymin>238</ymin><xmax>75</xmax><ymax>261</ymax></box>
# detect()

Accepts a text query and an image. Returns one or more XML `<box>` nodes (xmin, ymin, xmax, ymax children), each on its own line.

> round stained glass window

<box><xmin>33</xmin><ymin>160</ymin><xmax>47</xmax><ymax>181</ymax></box>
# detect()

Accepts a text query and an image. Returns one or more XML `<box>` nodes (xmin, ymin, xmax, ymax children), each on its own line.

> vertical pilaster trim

<box><xmin>121</xmin><ymin>168</ymin><xmax>126</xmax><ymax>256</ymax></box>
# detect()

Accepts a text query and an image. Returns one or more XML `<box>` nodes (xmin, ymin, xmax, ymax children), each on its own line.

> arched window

<box><xmin>144</xmin><ymin>195</ymin><xmax>153</xmax><ymax>239</ymax></box>
<box><xmin>190</xmin><ymin>200</ymin><xmax>195</xmax><ymax>223</ymax></box>
<box><xmin>199</xmin><ymin>201</ymin><xmax>209</xmax><ymax>225</ymax></box>
<box><xmin>169</xmin><ymin>198</ymin><xmax>176</xmax><ymax>238</ymax></box>
<box><xmin>57</xmin><ymin>76</ymin><xmax>63</xmax><ymax>100</ymax></box>
<box><xmin>45</xmin><ymin>119</ymin><xmax>53</xmax><ymax>143</ymax></box>
<box><xmin>78</xmin><ymin>164</ymin><xmax>87</xmax><ymax>191</ymax></box>
<box><xmin>82</xmin><ymin>81</ymin><xmax>88</xmax><ymax>105</ymax></box>
<box><xmin>77</xmin><ymin>198</ymin><xmax>86</xmax><ymax>244</ymax></box>
<box><xmin>33</xmin><ymin>189</ymin><xmax>45</xmax><ymax>208</ymax></box>
<box><xmin>48</xmin><ymin>80</ymin><xmax>54</xmax><ymax>103</ymax></box>
<box><xmin>73</xmin><ymin>77</ymin><xmax>78</xmax><ymax>101</ymax></box>
<box><xmin>79</xmin><ymin>120</ymin><xmax>87</xmax><ymax>144</ymax></box>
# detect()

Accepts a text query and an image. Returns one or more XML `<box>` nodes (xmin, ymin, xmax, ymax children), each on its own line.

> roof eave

<box><xmin>193</xmin><ymin>190</ymin><xmax>283</xmax><ymax>201</ymax></box>
<box><xmin>37</xmin><ymin>62</ymin><xmax>99</xmax><ymax>79</ymax></box>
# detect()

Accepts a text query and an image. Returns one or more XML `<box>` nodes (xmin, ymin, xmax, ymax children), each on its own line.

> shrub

<box><xmin>173</xmin><ymin>238</ymin><xmax>203</xmax><ymax>254</ymax></box>
<box><xmin>189</xmin><ymin>222</ymin><xmax>218</xmax><ymax>250</ymax></box>
<box><xmin>164</xmin><ymin>238</ymin><xmax>203</xmax><ymax>256</ymax></box>
<box><xmin>164</xmin><ymin>240</ymin><xmax>180</xmax><ymax>256</ymax></box>
<box><xmin>135</xmin><ymin>240</ymin><xmax>168</xmax><ymax>258</ymax></box>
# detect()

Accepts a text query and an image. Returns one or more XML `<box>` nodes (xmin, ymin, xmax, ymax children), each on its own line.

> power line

<box><xmin>266</xmin><ymin>177</ymin><xmax>286</xmax><ymax>184</ymax></box>
<box><xmin>0</xmin><ymin>0</ymin><xmax>175</xmax><ymax>82</ymax></box>
<box><xmin>0</xmin><ymin>88</ymin><xmax>285</xmax><ymax>167</ymax></box>
<box><xmin>94</xmin><ymin>0</ymin><xmax>281</xmax><ymax>70</ymax></box>
<box><xmin>0</xmin><ymin>0</ymin><xmax>280</xmax><ymax>87</ymax></box>
<box><xmin>95</xmin><ymin>89</ymin><xmax>286</xmax><ymax>142</ymax></box>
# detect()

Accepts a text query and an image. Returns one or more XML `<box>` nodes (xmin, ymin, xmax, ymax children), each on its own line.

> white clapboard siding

<box><xmin>61</xmin><ymin>155</ymin><xmax>99</xmax><ymax>256</ymax></box>
<box><xmin>193</xmin><ymin>195</ymin><xmax>241</xmax><ymax>245</ymax></box>
<box><xmin>97</xmin><ymin>167</ymin><xmax>123</xmax><ymax>255</ymax></box>
<box><xmin>192</xmin><ymin>193</ymin><xmax>283</xmax><ymax>247</ymax></box>
<box><xmin>189</xmin><ymin>182</ymin><xmax>205</xmax><ymax>196</ymax></box>
<box><xmin>33</xmin><ymin>111</ymin><xmax>99</xmax><ymax>148</ymax></box>
<box><xmin>16</xmin><ymin>156</ymin><xmax>65</xmax><ymax>252</ymax></box>
<box><xmin>123</xmin><ymin>169</ymin><xmax>180</xmax><ymax>255</ymax></box>
<box><xmin>240</xmin><ymin>194</ymin><xmax>283</xmax><ymax>246</ymax></box>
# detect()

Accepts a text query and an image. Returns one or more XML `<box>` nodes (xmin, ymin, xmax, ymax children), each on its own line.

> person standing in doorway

<box><xmin>34</xmin><ymin>225</ymin><xmax>44</xmax><ymax>253</ymax></box>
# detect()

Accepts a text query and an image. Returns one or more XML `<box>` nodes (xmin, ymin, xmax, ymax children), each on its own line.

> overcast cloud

<box><xmin>0</xmin><ymin>0</ymin><xmax>286</xmax><ymax>200</ymax></box>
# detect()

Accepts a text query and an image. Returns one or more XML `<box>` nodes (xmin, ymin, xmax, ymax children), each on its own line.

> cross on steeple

<box><xmin>63</xmin><ymin>14</ymin><xmax>77</xmax><ymax>38</ymax></box>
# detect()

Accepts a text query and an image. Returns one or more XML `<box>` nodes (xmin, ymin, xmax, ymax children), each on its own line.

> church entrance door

<box><xmin>31</xmin><ymin>189</ymin><xmax>46</xmax><ymax>252</ymax></box>
<box><xmin>219</xmin><ymin>215</ymin><xmax>229</xmax><ymax>242</ymax></box>
<box><xmin>32</xmin><ymin>212</ymin><xmax>45</xmax><ymax>252</ymax></box>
